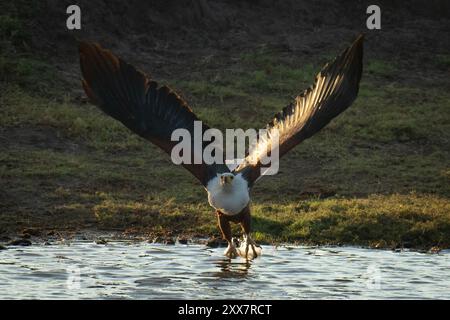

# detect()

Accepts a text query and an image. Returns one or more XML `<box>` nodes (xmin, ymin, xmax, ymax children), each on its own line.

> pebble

<box><xmin>164</xmin><ymin>238</ymin><xmax>175</xmax><ymax>245</ymax></box>
<box><xmin>22</xmin><ymin>228</ymin><xmax>41</xmax><ymax>237</ymax></box>
<box><xmin>429</xmin><ymin>246</ymin><xmax>441</xmax><ymax>254</ymax></box>
<box><xmin>95</xmin><ymin>239</ymin><xmax>108</xmax><ymax>245</ymax></box>
<box><xmin>151</xmin><ymin>237</ymin><xmax>163</xmax><ymax>243</ymax></box>
<box><xmin>8</xmin><ymin>239</ymin><xmax>32</xmax><ymax>246</ymax></box>
<box><xmin>206</xmin><ymin>237</ymin><xmax>227</xmax><ymax>248</ymax></box>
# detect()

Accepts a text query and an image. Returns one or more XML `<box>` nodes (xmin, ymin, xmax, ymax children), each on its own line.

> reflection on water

<box><xmin>211</xmin><ymin>258</ymin><xmax>251</xmax><ymax>279</ymax></box>
<box><xmin>0</xmin><ymin>241</ymin><xmax>449</xmax><ymax>299</ymax></box>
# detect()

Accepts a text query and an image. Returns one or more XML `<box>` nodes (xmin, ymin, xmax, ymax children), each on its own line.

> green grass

<box><xmin>237</xmin><ymin>48</ymin><xmax>317</xmax><ymax>94</ymax></box>
<box><xmin>366</xmin><ymin>59</ymin><xmax>397</xmax><ymax>78</ymax></box>
<box><xmin>1</xmin><ymin>39</ymin><xmax>450</xmax><ymax>249</ymax></box>
<box><xmin>0</xmin><ymin>58</ymin><xmax>60</xmax><ymax>94</ymax></box>
<box><xmin>251</xmin><ymin>194</ymin><xmax>450</xmax><ymax>247</ymax></box>
<box><xmin>435</xmin><ymin>54</ymin><xmax>450</xmax><ymax>69</ymax></box>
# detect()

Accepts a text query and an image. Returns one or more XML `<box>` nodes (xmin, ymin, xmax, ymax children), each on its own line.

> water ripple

<box><xmin>0</xmin><ymin>242</ymin><xmax>449</xmax><ymax>299</ymax></box>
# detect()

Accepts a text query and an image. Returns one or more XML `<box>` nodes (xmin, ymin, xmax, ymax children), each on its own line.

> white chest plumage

<box><xmin>206</xmin><ymin>174</ymin><xmax>250</xmax><ymax>215</ymax></box>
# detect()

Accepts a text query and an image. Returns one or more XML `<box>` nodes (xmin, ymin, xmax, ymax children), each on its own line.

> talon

<box><xmin>237</xmin><ymin>234</ymin><xmax>261</xmax><ymax>260</ymax></box>
<box><xmin>223</xmin><ymin>242</ymin><xmax>238</xmax><ymax>258</ymax></box>
<box><xmin>251</xmin><ymin>244</ymin><xmax>258</xmax><ymax>258</ymax></box>
<box><xmin>245</xmin><ymin>240</ymin><xmax>249</xmax><ymax>258</ymax></box>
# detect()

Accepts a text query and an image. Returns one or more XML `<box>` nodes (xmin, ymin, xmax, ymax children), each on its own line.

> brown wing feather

<box><xmin>234</xmin><ymin>34</ymin><xmax>364</xmax><ymax>184</ymax></box>
<box><xmin>79</xmin><ymin>41</ymin><xmax>229</xmax><ymax>186</ymax></box>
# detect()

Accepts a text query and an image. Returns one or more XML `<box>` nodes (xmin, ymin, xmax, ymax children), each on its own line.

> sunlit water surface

<box><xmin>0</xmin><ymin>242</ymin><xmax>449</xmax><ymax>299</ymax></box>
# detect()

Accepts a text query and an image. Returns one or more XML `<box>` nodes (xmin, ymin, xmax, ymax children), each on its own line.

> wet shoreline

<box><xmin>0</xmin><ymin>228</ymin><xmax>444</xmax><ymax>254</ymax></box>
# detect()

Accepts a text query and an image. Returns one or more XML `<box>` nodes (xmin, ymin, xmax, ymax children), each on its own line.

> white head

<box><xmin>218</xmin><ymin>172</ymin><xmax>235</xmax><ymax>187</ymax></box>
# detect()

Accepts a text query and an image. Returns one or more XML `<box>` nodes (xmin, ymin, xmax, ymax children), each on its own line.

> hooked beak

<box><xmin>220</xmin><ymin>175</ymin><xmax>233</xmax><ymax>186</ymax></box>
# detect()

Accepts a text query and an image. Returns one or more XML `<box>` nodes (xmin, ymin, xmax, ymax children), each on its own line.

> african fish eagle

<box><xmin>79</xmin><ymin>34</ymin><xmax>363</xmax><ymax>259</ymax></box>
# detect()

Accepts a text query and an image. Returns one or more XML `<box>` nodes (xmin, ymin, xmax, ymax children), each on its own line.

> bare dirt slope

<box><xmin>7</xmin><ymin>1</ymin><xmax>449</xmax><ymax>86</ymax></box>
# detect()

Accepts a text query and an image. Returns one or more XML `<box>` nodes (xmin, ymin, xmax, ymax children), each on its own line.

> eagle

<box><xmin>79</xmin><ymin>34</ymin><xmax>363</xmax><ymax>260</ymax></box>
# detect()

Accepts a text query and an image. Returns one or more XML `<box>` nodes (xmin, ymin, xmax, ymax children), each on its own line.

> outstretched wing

<box><xmin>79</xmin><ymin>41</ymin><xmax>229</xmax><ymax>186</ymax></box>
<box><xmin>234</xmin><ymin>34</ymin><xmax>364</xmax><ymax>185</ymax></box>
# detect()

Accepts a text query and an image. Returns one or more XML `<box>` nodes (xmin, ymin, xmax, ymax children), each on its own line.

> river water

<box><xmin>0</xmin><ymin>241</ymin><xmax>449</xmax><ymax>299</ymax></box>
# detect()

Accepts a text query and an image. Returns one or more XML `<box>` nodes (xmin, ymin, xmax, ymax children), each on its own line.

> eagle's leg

<box><xmin>216</xmin><ymin>211</ymin><xmax>237</xmax><ymax>258</ymax></box>
<box><xmin>237</xmin><ymin>208</ymin><xmax>261</xmax><ymax>260</ymax></box>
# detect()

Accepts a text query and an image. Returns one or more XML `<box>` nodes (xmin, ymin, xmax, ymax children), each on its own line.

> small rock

<box><xmin>8</xmin><ymin>239</ymin><xmax>32</xmax><ymax>246</ymax></box>
<box><xmin>206</xmin><ymin>238</ymin><xmax>219</xmax><ymax>248</ymax></box>
<box><xmin>151</xmin><ymin>237</ymin><xmax>163</xmax><ymax>243</ymax></box>
<box><xmin>429</xmin><ymin>246</ymin><xmax>441</xmax><ymax>254</ymax></box>
<box><xmin>95</xmin><ymin>239</ymin><xmax>108</xmax><ymax>245</ymax></box>
<box><xmin>402</xmin><ymin>242</ymin><xmax>413</xmax><ymax>249</ymax></box>
<box><xmin>47</xmin><ymin>231</ymin><xmax>56</xmax><ymax>236</ymax></box>
<box><xmin>0</xmin><ymin>245</ymin><xmax>7</xmax><ymax>250</ymax></box>
<box><xmin>177</xmin><ymin>238</ymin><xmax>188</xmax><ymax>245</ymax></box>
<box><xmin>21</xmin><ymin>233</ymin><xmax>31</xmax><ymax>239</ymax></box>
<box><xmin>206</xmin><ymin>237</ymin><xmax>226</xmax><ymax>248</ymax></box>
<box><xmin>373</xmin><ymin>240</ymin><xmax>387</xmax><ymax>249</ymax></box>
<box><xmin>22</xmin><ymin>228</ymin><xmax>41</xmax><ymax>237</ymax></box>
<box><xmin>164</xmin><ymin>238</ymin><xmax>175</xmax><ymax>245</ymax></box>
